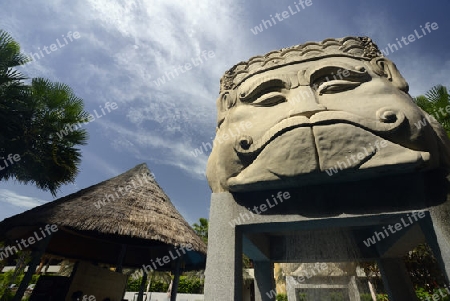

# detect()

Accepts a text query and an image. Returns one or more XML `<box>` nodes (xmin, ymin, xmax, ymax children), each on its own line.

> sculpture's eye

<box><xmin>313</xmin><ymin>78</ymin><xmax>363</xmax><ymax>95</ymax></box>
<box><xmin>310</xmin><ymin>66</ymin><xmax>370</xmax><ymax>95</ymax></box>
<box><xmin>252</xmin><ymin>91</ymin><xmax>286</xmax><ymax>107</ymax></box>
<box><xmin>240</xmin><ymin>78</ymin><xmax>288</xmax><ymax>107</ymax></box>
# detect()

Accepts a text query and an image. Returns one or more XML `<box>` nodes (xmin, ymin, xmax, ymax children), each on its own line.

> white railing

<box><xmin>123</xmin><ymin>292</ymin><xmax>204</xmax><ymax>301</ymax></box>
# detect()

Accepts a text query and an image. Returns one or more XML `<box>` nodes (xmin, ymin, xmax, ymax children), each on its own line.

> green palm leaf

<box><xmin>414</xmin><ymin>85</ymin><xmax>450</xmax><ymax>137</ymax></box>
<box><xmin>0</xmin><ymin>29</ymin><xmax>90</xmax><ymax>196</ymax></box>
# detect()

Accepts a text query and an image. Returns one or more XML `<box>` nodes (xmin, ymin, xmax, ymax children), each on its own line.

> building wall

<box><xmin>66</xmin><ymin>261</ymin><xmax>127</xmax><ymax>301</ymax></box>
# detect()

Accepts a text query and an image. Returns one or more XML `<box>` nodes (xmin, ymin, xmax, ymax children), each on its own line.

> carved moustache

<box><xmin>234</xmin><ymin>108</ymin><xmax>405</xmax><ymax>157</ymax></box>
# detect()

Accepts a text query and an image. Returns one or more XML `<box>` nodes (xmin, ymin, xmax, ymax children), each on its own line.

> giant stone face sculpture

<box><xmin>206</xmin><ymin>37</ymin><xmax>450</xmax><ymax>193</ymax></box>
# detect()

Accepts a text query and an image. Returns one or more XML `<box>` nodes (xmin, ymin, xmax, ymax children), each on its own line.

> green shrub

<box><xmin>360</xmin><ymin>293</ymin><xmax>389</xmax><ymax>301</ymax></box>
<box><xmin>297</xmin><ymin>292</ymin><xmax>307</xmax><ymax>301</ymax></box>
<box><xmin>432</xmin><ymin>288</ymin><xmax>450</xmax><ymax>301</ymax></box>
<box><xmin>126</xmin><ymin>277</ymin><xmax>141</xmax><ymax>291</ymax></box>
<box><xmin>415</xmin><ymin>287</ymin><xmax>450</xmax><ymax>301</ymax></box>
<box><xmin>0</xmin><ymin>270</ymin><xmax>15</xmax><ymax>297</ymax></box>
<box><xmin>328</xmin><ymin>291</ymin><xmax>345</xmax><ymax>301</ymax></box>
<box><xmin>30</xmin><ymin>274</ymin><xmax>40</xmax><ymax>284</ymax></box>
<box><xmin>360</xmin><ymin>293</ymin><xmax>373</xmax><ymax>301</ymax></box>
<box><xmin>1</xmin><ymin>290</ymin><xmax>15</xmax><ymax>301</ymax></box>
<box><xmin>275</xmin><ymin>293</ymin><xmax>287</xmax><ymax>301</ymax></box>
<box><xmin>177</xmin><ymin>276</ymin><xmax>204</xmax><ymax>294</ymax></box>
<box><xmin>416</xmin><ymin>287</ymin><xmax>430</xmax><ymax>300</ymax></box>
<box><xmin>126</xmin><ymin>276</ymin><xmax>170</xmax><ymax>292</ymax></box>
<box><xmin>376</xmin><ymin>294</ymin><xmax>389</xmax><ymax>301</ymax></box>
<box><xmin>149</xmin><ymin>280</ymin><xmax>169</xmax><ymax>292</ymax></box>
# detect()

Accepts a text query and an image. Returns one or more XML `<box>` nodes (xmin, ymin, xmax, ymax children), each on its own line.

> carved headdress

<box><xmin>220</xmin><ymin>37</ymin><xmax>383</xmax><ymax>93</ymax></box>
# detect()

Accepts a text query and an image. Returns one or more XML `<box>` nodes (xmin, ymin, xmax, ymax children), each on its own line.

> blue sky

<box><xmin>0</xmin><ymin>0</ymin><xmax>449</xmax><ymax>226</ymax></box>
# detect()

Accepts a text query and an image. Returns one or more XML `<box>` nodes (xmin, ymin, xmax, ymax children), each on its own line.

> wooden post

<box><xmin>35</xmin><ymin>258</ymin><xmax>46</xmax><ymax>274</ymax></box>
<box><xmin>137</xmin><ymin>269</ymin><xmax>148</xmax><ymax>301</ymax></box>
<box><xmin>12</xmin><ymin>235</ymin><xmax>51</xmax><ymax>301</ymax></box>
<box><xmin>116</xmin><ymin>244</ymin><xmax>127</xmax><ymax>273</ymax></box>
<box><xmin>170</xmin><ymin>257</ymin><xmax>182</xmax><ymax>301</ymax></box>
<box><xmin>117</xmin><ymin>244</ymin><xmax>128</xmax><ymax>301</ymax></box>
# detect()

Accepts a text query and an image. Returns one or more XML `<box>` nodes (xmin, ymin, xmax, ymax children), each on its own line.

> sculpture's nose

<box><xmin>287</xmin><ymin>86</ymin><xmax>326</xmax><ymax>117</ymax></box>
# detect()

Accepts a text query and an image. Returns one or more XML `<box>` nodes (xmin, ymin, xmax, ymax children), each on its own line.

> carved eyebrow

<box><xmin>307</xmin><ymin>64</ymin><xmax>367</xmax><ymax>84</ymax></box>
<box><xmin>239</xmin><ymin>75</ymin><xmax>290</xmax><ymax>102</ymax></box>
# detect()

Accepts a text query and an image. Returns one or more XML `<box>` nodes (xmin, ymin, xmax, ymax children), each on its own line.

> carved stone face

<box><xmin>206</xmin><ymin>55</ymin><xmax>450</xmax><ymax>193</ymax></box>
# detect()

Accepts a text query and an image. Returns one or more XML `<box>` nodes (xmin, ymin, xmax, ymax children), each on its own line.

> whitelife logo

<box><xmin>140</xmin><ymin>244</ymin><xmax>194</xmax><ymax>275</ymax></box>
<box><xmin>56</xmin><ymin>102</ymin><xmax>118</xmax><ymax>140</ymax></box>
<box><xmin>0</xmin><ymin>224</ymin><xmax>58</xmax><ymax>260</ymax></box>
<box><xmin>363</xmin><ymin>211</ymin><xmax>426</xmax><ymax>247</ymax></box>
<box><xmin>93</xmin><ymin>172</ymin><xmax>155</xmax><ymax>209</ymax></box>
<box><xmin>28</xmin><ymin>31</ymin><xmax>81</xmax><ymax>61</ymax></box>
<box><xmin>325</xmin><ymin>139</ymin><xmax>388</xmax><ymax>176</ymax></box>
<box><xmin>228</xmin><ymin>191</ymin><xmax>291</xmax><ymax>228</ymax></box>
<box><xmin>413</xmin><ymin>103</ymin><xmax>450</xmax><ymax>130</ymax></box>
<box><xmin>250</xmin><ymin>0</ymin><xmax>313</xmax><ymax>35</ymax></box>
<box><xmin>380</xmin><ymin>22</ymin><xmax>439</xmax><ymax>56</ymax></box>
<box><xmin>152</xmin><ymin>50</ymin><xmax>215</xmax><ymax>87</ymax></box>
<box><xmin>190</xmin><ymin>121</ymin><xmax>253</xmax><ymax>157</ymax></box>
<box><xmin>0</xmin><ymin>153</ymin><xmax>21</xmax><ymax>171</ymax></box>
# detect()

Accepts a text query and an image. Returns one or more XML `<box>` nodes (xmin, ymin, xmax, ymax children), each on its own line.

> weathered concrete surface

<box><xmin>253</xmin><ymin>261</ymin><xmax>275</xmax><ymax>301</ymax></box>
<box><xmin>204</xmin><ymin>193</ymin><xmax>242</xmax><ymax>301</ymax></box>
<box><xmin>204</xmin><ymin>177</ymin><xmax>450</xmax><ymax>300</ymax></box>
<box><xmin>206</xmin><ymin>37</ymin><xmax>450</xmax><ymax>193</ymax></box>
<box><xmin>204</xmin><ymin>36</ymin><xmax>450</xmax><ymax>301</ymax></box>
<box><xmin>378</xmin><ymin>258</ymin><xmax>419</xmax><ymax>301</ymax></box>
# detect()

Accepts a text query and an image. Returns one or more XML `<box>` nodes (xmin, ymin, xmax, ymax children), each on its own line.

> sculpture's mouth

<box><xmin>234</xmin><ymin>108</ymin><xmax>406</xmax><ymax>158</ymax></box>
<box><xmin>227</xmin><ymin>108</ymin><xmax>430</xmax><ymax>191</ymax></box>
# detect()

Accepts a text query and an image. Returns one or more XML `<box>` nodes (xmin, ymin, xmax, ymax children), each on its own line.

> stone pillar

<box><xmin>377</xmin><ymin>258</ymin><xmax>418</xmax><ymax>301</ymax></box>
<box><xmin>204</xmin><ymin>193</ymin><xmax>243</xmax><ymax>301</ymax></box>
<box><xmin>253</xmin><ymin>261</ymin><xmax>275</xmax><ymax>301</ymax></box>
<box><xmin>428</xmin><ymin>203</ymin><xmax>450</xmax><ymax>283</ymax></box>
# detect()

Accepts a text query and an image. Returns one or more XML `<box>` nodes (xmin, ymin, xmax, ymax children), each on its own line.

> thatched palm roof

<box><xmin>0</xmin><ymin>163</ymin><xmax>206</xmax><ymax>269</ymax></box>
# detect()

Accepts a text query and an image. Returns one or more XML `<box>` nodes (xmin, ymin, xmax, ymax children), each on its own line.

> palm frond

<box><xmin>425</xmin><ymin>85</ymin><xmax>448</xmax><ymax>104</ymax></box>
<box><xmin>0</xmin><ymin>29</ymin><xmax>30</xmax><ymax>69</ymax></box>
<box><xmin>414</xmin><ymin>84</ymin><xmax>450</xmax><ymax>138</ymax></box>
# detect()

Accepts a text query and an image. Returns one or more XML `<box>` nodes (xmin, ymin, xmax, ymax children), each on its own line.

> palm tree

<box><xmin>414</xmin><ymin>85</ymin><xmax>450</xmax><ymax>137</ymax></box>
<box><xmin>0</xmin><ymin>29</ymin><xmax>89</xmax><ymax>195</ymax></box>
<box><xmin>0</xmin><ymin>29</ymin><xmax>30</xmax><ymax>155</ymax></box>
<box><xmin>192</xmin><ymin>218</ymin><xmax>208</xmax><ymax>244</ymax></box>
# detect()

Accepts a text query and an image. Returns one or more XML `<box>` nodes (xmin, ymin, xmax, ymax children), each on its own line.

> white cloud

<box><xmin>0</xmin><ymin>189</ymin><xmax>45</xmax><ymax>209</ymax></box>
<box><xmin>11</xmin><ymin>0</ymin><xmax>250</xmax><ymax>181</ymax></box>
<box><xmin>99</xmin><ymin>119</ymin><xmax>208</xmax><ymax>179</ymax></box>
<box><xmin>2</xmin><ymin>0</ymin><xmax>245</xmax><ymax>182</ymax></box>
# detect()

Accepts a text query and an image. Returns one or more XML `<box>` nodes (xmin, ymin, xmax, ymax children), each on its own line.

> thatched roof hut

<box><xmin>0</xmin><ymin>163</ymin><xmax>206</xmax><ymax>270</ymax></box>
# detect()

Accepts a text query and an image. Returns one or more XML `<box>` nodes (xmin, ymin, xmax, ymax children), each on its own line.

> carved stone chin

<box><xmin>206</xmin><ymin>37</ymin><xmax>450</xmax><ymax>193</ymax></box>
